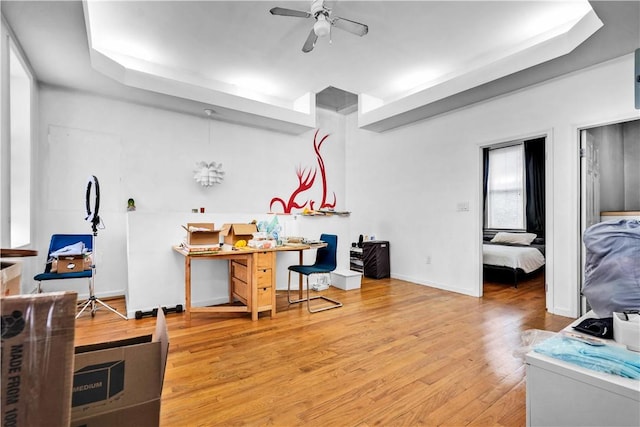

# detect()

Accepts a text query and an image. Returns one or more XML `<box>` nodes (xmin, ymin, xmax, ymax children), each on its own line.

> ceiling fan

<box><xmin>270</xmin><ymin>0</ymin><xmax>368</xmax><ymax>53</ymax></box>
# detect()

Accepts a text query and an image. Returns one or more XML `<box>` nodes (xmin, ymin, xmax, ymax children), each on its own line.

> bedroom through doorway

<box><xmin>480</xmin><ymin>136</ymin><xmax>547</xmax><ymax>301</ymax></box>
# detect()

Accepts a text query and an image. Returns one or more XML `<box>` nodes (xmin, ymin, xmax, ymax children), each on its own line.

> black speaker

<box><xmin>635</xmin><ymin>48</ymin><xmax>640</xmax><ymax>109</ymax></box>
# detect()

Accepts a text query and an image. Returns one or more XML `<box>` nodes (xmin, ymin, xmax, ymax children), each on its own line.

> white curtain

<box><xmin>486</xmin><ymin>144</ymin><xmax>525</xmax><ymax>229</ymax></box>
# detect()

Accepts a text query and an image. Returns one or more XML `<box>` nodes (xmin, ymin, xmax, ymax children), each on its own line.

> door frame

<box><xmin>576</xmin><ymin>115</ymin><xmax>640</xmax><ymax>316</ymax></box>
<box><xmin>477</xmin><ymin>130</ymin><xmax>551</xmax><ymax>311</ymax></box>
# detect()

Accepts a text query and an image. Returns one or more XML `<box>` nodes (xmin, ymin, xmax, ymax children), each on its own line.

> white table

<box><xmin>525</xmin><ymin>313</ymin><xmax>640</xmax><ymax>426</ymax></box>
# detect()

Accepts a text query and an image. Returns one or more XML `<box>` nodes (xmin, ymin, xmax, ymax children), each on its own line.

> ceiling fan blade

<box><xmin>332</xmin><ymin>17</ymin><xmax>368</xmax><ymax>36</ymax></box>
<box><xmin>302</xmin><ymin>28</ymin><xmax>318</xmax><ymax>53</ymax></box>
<box><xmin>270</xmin><ymin>7</ymin><xmax>311</xmax><ymax>18</ymax></box>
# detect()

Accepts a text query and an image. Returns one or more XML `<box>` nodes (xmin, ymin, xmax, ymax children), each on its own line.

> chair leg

<box><xmin>306</xmin><ymin>275</ymin><xmax>342</xmax><ymax>313</ymax></box>
<box><xmin>32</xmin><ymin>281</ymin><xmax>43</xmax><ymax>294</ymax></box>
<box><xmin>288</xmin><ymin>271</ymin><xmax>342</xmax><ymax>313</ymax></box>
<box><xmin>287</xmin><ymin>270</ymin><xmax>306</xmax><ymax>304</ymax></box>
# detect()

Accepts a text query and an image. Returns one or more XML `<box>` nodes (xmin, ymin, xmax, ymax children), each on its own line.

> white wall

<box><xmin>35</xmin><ymin>88</ymin><xmax>350</xmax><ymax>315</ymax></box>
<box><xmin>34</xmin><ymin>54</ymin><xmax>638</xmax><ymax>318</ymax></box>
<box><xmin>346</xmin><ymin>54</ymin><xmax>638</xmax><ymax>318</ymax></box>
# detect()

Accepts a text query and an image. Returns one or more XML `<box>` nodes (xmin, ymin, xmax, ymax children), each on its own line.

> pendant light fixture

<box><xmin>193</xmin><ymin>109</ymin><xmax>225</xmax><ymax>187</ymax></box>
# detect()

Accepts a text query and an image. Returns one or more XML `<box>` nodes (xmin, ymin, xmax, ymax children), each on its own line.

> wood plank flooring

<box><xmin>75</xmin><ymin>273</ymin><xmax>572</xmax><ymax>426</ymax></box>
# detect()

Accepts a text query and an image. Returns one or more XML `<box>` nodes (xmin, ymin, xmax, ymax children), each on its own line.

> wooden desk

<box><xmin>173</xmin><ymin>244</ymin><xmax>314</xmax><ymax>321</ymax></box>
<box><xmin>0</xmin><ymin>249</ymin><xmax>38</xmax><ymax>257</ymax></box>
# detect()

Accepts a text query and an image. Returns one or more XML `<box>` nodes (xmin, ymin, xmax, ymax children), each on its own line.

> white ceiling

<box><xmin>2</xmin><ymin>1</ymin><xmax>639</xmax><ymax>133</ymax></box>
<box><xmin>84</xmin><ymin>0</ymin><xmax>593</xmax><ymax>102</ymax></box>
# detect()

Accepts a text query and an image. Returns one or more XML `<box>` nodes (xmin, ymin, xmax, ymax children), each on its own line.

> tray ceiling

<box><xmin>3</xmin><ymin>1</ymin><xmax>637</xmax><ymax>133</ymax></box>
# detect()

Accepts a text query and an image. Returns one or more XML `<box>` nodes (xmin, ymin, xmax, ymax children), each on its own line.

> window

<box><xmin>2</xmin><ymin>25</ymin><xmax>33</xmax><ymax>248</ymax></box>
<box><xmin>486</xmin><ymin>144</ymin><xmax>525</xmax><ymax>230</ymax></box>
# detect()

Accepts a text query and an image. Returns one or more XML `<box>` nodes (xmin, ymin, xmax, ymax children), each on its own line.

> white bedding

<box><xmin>482</xmin><ymin>244</ymin><xmax>545</xmax><ymax>274</ymax></box>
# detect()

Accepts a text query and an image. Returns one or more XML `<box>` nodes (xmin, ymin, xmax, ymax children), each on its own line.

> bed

<box><xmin>483</xmin><ymin>232</ymin><xmax>545</xmax><ymax>286</ymax></box>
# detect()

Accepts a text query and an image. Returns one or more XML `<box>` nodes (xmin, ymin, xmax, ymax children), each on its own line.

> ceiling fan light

<box><xmin>314</xmin><ymin>17</ymin><xmax>331</xmax><ymax>37</ymax></box>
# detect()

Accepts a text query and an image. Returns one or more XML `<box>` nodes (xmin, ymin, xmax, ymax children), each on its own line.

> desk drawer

<box><xmin>257</xmin><ymin>286</ymin><xmax>272</xmax><ymax>308</ymax></box>
<box><xmin>256</xmin><ymin>251</ymin><xmax>274</xmax><ymax>269</ymax></box>
<box><xmin>231</xmin><ymin>261</ymin><xmax>248</xmax><ymax>283</ymax></box>
<box><xmin>233</xmin><ymin>258</ymin><xmax>248</xmax><ymax>267</ymax></box>
<box><xmin>232</xmin><ymin>277</ymin><xmax>248</xmax><ymax>302</ymax></box>
<box><xmin>256</xmin><ymin>268</ymin><xmax>272</xmax><ymax>287</ymax></box>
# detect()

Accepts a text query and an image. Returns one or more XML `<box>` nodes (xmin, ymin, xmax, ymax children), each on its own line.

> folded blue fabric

<box><xmin>534</xmin><ymin>335</ymin><xmax>640</xmax><ymax>379</ymax></box>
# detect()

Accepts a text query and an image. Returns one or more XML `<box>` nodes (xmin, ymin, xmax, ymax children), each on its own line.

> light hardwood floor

<box><xmin>75</xmin><ymin>273</ymin><xmax>572</xmax><ymax>426</ymax></box>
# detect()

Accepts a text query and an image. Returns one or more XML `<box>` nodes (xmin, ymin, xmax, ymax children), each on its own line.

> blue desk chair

<box><xmin>287</xmin><ymin>233</ymin><xmax>342</xmax><ymax>313</ymax></box>
<box><xmin>34</xmin><ymin>234</ymin><xmax>126</xmax><ymax>320</ymax></box>
<box><xmin>34</xmin><ymin>234</ymin><xmax>93</xmax><ymax>294</ymax></box>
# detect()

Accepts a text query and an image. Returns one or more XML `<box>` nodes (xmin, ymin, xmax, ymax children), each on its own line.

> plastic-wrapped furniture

<box><xmin>582</xmin><ymin>219</ymin><xmax>640</xmax><ymax>317</ymax></box>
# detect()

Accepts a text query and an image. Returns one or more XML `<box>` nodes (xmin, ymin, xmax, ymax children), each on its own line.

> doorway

<box><xmin>579</xmin><ymin>118</ymin><xmax>640</xmax><ymax>315</ymax></box>
<box><xmin>481</xmin><ymin>136</ymin><xmax>547</xmax><ymax>301</ymax></box>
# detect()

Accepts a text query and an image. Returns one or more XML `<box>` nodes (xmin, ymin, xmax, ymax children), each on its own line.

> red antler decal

<box><xmin>269</xmin><ymin>129</ymin><xmax>337</xmax><ymax>214</ymax></box>
<box><xmin>269</xmin><ymin>166</ymin><xmax>316</xmax><ymax>214</ymax></box>
<box><xmin>310</xmin><ymin>130</ymin><xmax>336</xmax><ymax>210</ymax></box>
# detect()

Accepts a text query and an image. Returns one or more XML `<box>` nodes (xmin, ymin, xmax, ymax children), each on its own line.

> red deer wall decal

<box><xmin>270</xmin><ymin>129</ymin><xmax>337</xmax><ymax>214</ymax></box>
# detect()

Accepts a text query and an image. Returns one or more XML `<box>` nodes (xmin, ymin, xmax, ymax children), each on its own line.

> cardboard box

<box><xmin>182</xmin><ymin>223</ymin><xmax>220</xmax><ymax>245</ymax></box>
<box><xmin>52</xmin><ymin>254</ymin><xmax>93</xmax><ymax>273</ymax></box>
<box><xmin>331</xmin><ymin>270</ymin><xmax>362</xmax><ymax>290</ymax></box>
<box><xmin>221</xmin><ymin>223</ymin><xmax>258</xmax><ymax>245</ymax></box>
<box><xmin>1</xmin><ymin>261</ymin><xmax>21</xmax><ymax>297</ymax></box>
<box><xmin>1</xmin><ymin>291</ymin><xmax>77</xmax><ymax>426</ymax></box>
<box><xmin>70</xmin><ymin>308</ymin><xmax>170</xmax><ymax>427</ymax></box>
<box><xmin>57</xmin><ymin>254</ymin><xmax>85</xmax><ymax>273</ymax></box>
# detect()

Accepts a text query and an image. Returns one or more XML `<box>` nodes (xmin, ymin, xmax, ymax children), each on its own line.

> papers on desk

<box><xmin>50</xmin><ymin>242</ymin><xmax>88</xmax><ymax>257</ymax></box>
<box><xmin>303</xmin><ymin>239</ymin><xmax>324</xmax><ymax>245</ymax></box>
<box><xmin>179</xmin><ymin>242</ymin><xmax>221</xmax><ymax>254</ymax></box>
<box><xmin>283</xmin><ymin>241</ymin><xmax>326</xmax><ymax>248</ymax></box>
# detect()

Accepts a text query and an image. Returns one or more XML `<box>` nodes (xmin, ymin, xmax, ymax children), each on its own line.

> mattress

<box><xmin>482</xmin><ymin>243</ymin><xmax>545</xmax><ymax>274</ymax></box>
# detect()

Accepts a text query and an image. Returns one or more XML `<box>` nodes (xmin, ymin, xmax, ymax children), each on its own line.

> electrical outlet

<box><xmin>426</xmin><ymin>255</ymin><xmax>431</xmax><ymax>264</ymax></box>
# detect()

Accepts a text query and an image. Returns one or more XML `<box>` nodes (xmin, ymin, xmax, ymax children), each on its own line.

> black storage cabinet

<box><xmin>362</xmin><ymin>241</ymin><xmax>390</xmax><ymax>279</ymax></box>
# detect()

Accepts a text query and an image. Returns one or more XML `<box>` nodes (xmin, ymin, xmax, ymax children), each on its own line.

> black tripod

<box><xmin>76</xmin><ymin>176</ymin><xmax>127</xmax><ymax>320</ymax></box>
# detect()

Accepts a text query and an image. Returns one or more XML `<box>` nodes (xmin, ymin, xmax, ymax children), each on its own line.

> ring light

<box><xmin>85</xmin><ymin>175</ymin><xmax>100</xmax><ymax>233</ymax></box>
